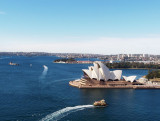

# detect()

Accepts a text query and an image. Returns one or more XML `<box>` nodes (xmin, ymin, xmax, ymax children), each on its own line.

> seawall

<box><xmin>69</xmin><ymin>80</ymin><xmax>160</xmax><ymax>89</ymax></box>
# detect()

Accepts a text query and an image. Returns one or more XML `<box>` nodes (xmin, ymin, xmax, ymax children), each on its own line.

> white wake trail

<box><xmin>42</xmin><ymin>65</ymin><xmax>48</xmax><ymax>76</ymax></box>
<box><xmin>40</xmin><ymin>105</ymin><xmax>94</xmax><ymax>121</ymax></box>
<box><xmin>39</xmin><ymin>65</ymin><xmax>48</xmax><ymax>83</ymax></box>
<box><xmin>40</xmin><ymin>65</ymin><xmax>48</xmax><ymax>80</ymax></box>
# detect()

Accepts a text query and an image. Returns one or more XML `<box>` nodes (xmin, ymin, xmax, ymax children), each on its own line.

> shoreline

<box><xmin>69</xmin><ymin>80</ymin><xmax>160</xmax><ymax>89</ymax></box>
<box><xmin>109</xmin><ymin>68</ymin><xmax>148</xmax><ymax>70</ymax></box>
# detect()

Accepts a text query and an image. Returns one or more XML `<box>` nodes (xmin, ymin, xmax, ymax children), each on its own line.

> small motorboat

<box><xmin>93</xmin><ymin>99</ymin><xmax>107</xmax><ymax>107</ymax></box>
<box><xmin>9</xmin><ymin>62</ymin><xmax>19</xmax><ymax>66</ymax></box>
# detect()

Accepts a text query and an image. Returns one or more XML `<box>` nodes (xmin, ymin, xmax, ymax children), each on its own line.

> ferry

<box><xmin>93</xmin><ymin>99</ymin><xmax>108</xmax><ymax>107</ymax></box>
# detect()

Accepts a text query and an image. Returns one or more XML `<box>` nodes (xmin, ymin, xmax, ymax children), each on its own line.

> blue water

<box><xmin>0</xmin><ymin>56</ymin><xmax>160</xmax><ymax>121</ymax></box>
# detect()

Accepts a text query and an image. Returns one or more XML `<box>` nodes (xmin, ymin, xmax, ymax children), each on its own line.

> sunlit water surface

<box><xmin>0</xmin><ymin>56</ymin><xmax>159</xmax><ymax>121</ymax></box>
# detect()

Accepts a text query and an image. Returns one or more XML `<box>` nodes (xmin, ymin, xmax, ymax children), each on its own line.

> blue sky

<box><xmin>0</xmin><ymin>0</ymin><xmax>160</xmax><ymax>54</ymax></box>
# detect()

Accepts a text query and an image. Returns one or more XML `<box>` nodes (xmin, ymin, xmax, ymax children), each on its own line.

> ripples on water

<box><xmin>1</xmin><ymin>56</ymin><xmax>160</xmax><ymax>121</ymax></box>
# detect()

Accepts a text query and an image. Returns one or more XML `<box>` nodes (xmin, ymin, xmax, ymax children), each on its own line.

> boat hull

<box><xmin>93</xmin><ymin>100</ymin><xmax>108</xmax><ymax>107</ymax></box>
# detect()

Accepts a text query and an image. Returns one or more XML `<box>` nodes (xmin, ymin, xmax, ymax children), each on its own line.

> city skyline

<box><xmin>0</xmin><ymin>0</ymin><xmax>160</xmax><ymax>54</ymax></box>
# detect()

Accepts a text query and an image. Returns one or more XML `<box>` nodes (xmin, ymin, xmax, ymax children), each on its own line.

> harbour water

<box><xmin>0</xmin><ymin>56</ymin><xmax>160</xmax><ymax>121</ymax></box>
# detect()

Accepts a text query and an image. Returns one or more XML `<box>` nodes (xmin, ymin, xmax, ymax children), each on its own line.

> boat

<box><xmin>9</xmin><ymin>62</ymin><xmax>19</xmax><ymax>66</ymax></box>
<box><xmin>93</xmin><ymin>99</ymin><xmax>107</xmax><ymax>107</ymax></box>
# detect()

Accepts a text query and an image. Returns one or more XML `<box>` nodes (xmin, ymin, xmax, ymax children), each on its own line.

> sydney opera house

<box><xmin>69</xmin><ymin>61</ymin><xmax>142</xmax><ymax>88</ymax></box>
<box><xmin>82</xmin><ymin>61</ymin><xmax>137</xmax><ymax>82</ymax></box>
<box><xmin>82</xmin><ymin>61</ymin><xmax>122</xmax><ymax>81</ymax></box>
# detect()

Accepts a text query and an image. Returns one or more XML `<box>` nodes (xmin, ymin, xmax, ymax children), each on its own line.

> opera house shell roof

<box><xmin>82</xmin><ymin>61</ymin><xmax>122</xmax><ymax>81</ymax></box>
<box><xmin>122</xmin><ymin>76</ymin><xmax>137</xmax><ymax>82</ymax></box>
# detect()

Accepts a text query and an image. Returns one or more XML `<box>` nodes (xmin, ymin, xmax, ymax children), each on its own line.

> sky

<box><xmin>0</xmin><ymin>0</ymin><xmax>160</xmax><ymax>55</ymax></box>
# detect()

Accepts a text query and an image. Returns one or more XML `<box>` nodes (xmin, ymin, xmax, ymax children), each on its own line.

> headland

<box><xmin>69</xmin><ymin>79</ymin><xmax>160</xmax><ymax>89</ymax></box>
<box><xmin>69</xmin><ymin>61</ymin><xmax>160</xmax><ymax>89</ymax></box>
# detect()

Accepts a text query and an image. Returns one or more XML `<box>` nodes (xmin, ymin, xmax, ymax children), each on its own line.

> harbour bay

<box><xmin>0</xmin><ymin>56</ymin><xmax>160</xmax><ymax>121</ymax></box>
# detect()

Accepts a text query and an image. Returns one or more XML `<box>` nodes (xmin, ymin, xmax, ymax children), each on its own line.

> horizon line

<box><xmin>0</xmin><ymin>51</ymin><xmax>159</xmax><ymax>56</ymax></box>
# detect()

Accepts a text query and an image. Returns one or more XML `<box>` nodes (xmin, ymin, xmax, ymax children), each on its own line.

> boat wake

<box><xmin>40</xmin><ymin>105</ymin><xmax>94</xmax><ymax>121</ymax></box>
<box><xmin>40</xmin><ymin>65</ymin><xmax>48</xmax><ymax>80</ymax></box>
<box><xmin>42</xmin><ymin>65</ymin><xmax>48</xmax><ymax>76</ymax></box>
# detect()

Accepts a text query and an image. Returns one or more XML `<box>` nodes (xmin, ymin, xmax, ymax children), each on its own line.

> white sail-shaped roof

<box><xmin>95</xmin><ymin>61</ymin><xmax>110</xmax><ymax>81</ymax></box>
<box><xmin>123</xmin><ymin>76</ymin><xmax>136</xmax><ymax>82</ymax></box>
<box><xmin>89</xmin><ymin>66</ymin><xmax>93</xmax><ymax>72</ymax></box>
<box><xmin>113</xmin><ymin>70</ymin><xmax>122</xmax><ymax>80</ymax></box>
<box><xmin>88</xmin><ymin>66</ymin><xmax>97</xmax><ymax>79</ymax></box>
<box><xmin>91</xmin><ymin>70</ymin><xmax>97</xmax><ymax>79</ymax></box>
<box><xmin>82</xmin><ymin>61</ymin><xmax>123</xmax><ymax>81</ymax></box>
<box><xmin>82</xmin><ymin>69</ymin><xmax>92</xmax><ymax>79</ymax></box>
<box><xmin>98</xmin><ymin>68</ymin><xmax>105</xmax><ymax>80</ymax></box>
<box><xmin>109</xmin><ymin>71</ymin><xmax>116</xmax><ymax>80</ymax></box>
<box><xmin>123</xmin><ymin>76</ymin><xmax>128</xmax><ymax>82</ymax></box>
<box><xmin>93</xmin><ymin>63</ymin><xmax>99</xmax><ymax>79</ymax></box>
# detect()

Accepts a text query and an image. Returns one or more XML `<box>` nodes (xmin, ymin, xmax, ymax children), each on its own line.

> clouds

<box><xmin>0</xmin><ymin>1</ymin><xmax>160</xmax><ymax>55</ymax></box>
<box><xmin>0</xmin><ymin>36</ymin><xmax>160</xmax><ymax>55</ymax></box>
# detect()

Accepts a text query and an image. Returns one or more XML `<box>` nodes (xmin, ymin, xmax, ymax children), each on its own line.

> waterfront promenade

<box><xmin>69</xmin><ymin>79</ymin><xmax>160</xmax><ymax>89</ymax></box>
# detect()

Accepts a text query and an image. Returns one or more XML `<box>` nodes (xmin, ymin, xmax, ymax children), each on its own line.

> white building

<box><xmin>137</xmin><ymin>77</ymin><xmax>148</xmax><ymax>83</ymax></box>
<box><xmin>82</xmin><ymin>61</ymin><xmax>122</xmax><ymax>81</ymax></box>
<box><xmin>122</xmin><ymin>76</ymin><xmax>137</xmax><ymax>82</ymax></box>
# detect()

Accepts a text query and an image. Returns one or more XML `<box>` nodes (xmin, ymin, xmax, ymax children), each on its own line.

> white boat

<box><xmin>9</xmin><ymin>62</ymin><xmax>19</xmax><ymax>66</ymax></box>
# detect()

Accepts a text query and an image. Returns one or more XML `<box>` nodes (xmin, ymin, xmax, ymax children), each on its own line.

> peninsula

<box><xmin>54</xmin><ymin>58</ymin><xmax>93</xmax><ymax>64</ymax></box>
<box><xmin>69</xmin><ymin>61</ymin><xmax>160</xmax><ymax>89</ymax></box>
